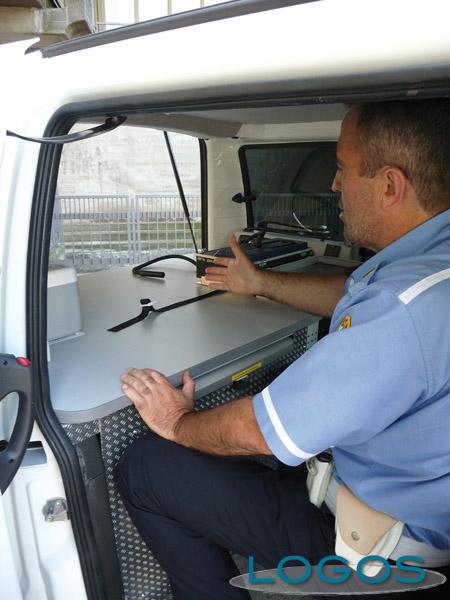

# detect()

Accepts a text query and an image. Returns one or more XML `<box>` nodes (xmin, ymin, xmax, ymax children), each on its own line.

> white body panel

<box><xmin>0</xmin><ymin>492</ymin><xmax>22</xmax><ymax>600</ymax></box>
<box><xmin>1</xmin><ymin>426</ymin><xmax>87</xmax><ymax>600</ymax></box>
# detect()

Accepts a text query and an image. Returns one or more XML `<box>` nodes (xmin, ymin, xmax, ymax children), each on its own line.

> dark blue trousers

<box><xmin>115</xmin><ymin>432</ymin><xmax>450</xmax><ymax>600</ymax></box>
<box><xmin>114</xmin><ymin>431</ymin><xmax>335</xmax><ymax>599</ymax></box>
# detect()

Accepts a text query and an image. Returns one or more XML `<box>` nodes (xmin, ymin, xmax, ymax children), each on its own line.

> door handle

<box><xmin>0</xmin><ymin>354</ymin><xmax>34</xmax><ymax>493</ymax></box>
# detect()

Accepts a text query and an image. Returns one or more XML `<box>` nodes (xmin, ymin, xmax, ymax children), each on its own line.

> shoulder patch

<box><xmin>337</xmin><ymin>314</ymin><xmax>352</xmax><ymax>331</ymax></box>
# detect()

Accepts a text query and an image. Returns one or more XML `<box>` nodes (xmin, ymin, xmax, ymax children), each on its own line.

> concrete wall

<box><xmin>57</xmin><ymin>124</ymin><xmax>201</xmax><ymax>197</ymax></box>
<box><xmin>0</xmin><ymin>0</ymin><xmax>94</xmax><ymax>47</ymax></box>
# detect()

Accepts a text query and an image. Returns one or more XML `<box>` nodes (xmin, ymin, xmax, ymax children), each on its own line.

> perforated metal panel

<box><xmin>63</xmin><ymin>419</ymin><xmax>100</xmax><ymax>445</ymax></box>
<box><xmin>102</xmin><ymin>408</ymin><xmax>172</xmax><ymax>600</ymax></box>
<box><xmin>63</xmin><ymin>324</ymin><xmax>317</xmax><ymax>599</ymax></box>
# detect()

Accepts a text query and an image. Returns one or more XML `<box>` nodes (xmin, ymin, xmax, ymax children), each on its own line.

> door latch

<box><xmin>43</xmin><ymin>497</ymin><xmax>69</xmax><ymax>522</ymax></box>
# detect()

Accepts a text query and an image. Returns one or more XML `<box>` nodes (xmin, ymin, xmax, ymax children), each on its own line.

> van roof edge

<box><xmin>41</xmin><ymin>0</ymin><xmax>321</xmax><ymax>59</ymax></box>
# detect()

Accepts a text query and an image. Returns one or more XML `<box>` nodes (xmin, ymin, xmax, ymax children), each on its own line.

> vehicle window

<box><xmin>239</xmin><ymin>143</ymin><xmax>343</xmax><ymax>241</ymax></box>
<box><xmin>50</xmin><ymin>124</ymin><xmax>201</xmax><ymax>272</ymax></box>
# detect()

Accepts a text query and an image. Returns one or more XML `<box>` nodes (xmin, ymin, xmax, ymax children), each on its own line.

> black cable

<box><xmin>132</xmin><ymin>254</ymin><xmax>197</xmax><ymax>278</ymax></box>
<box><xmin>113</xmin><ymin>134</ymin><xmax>205</xmax><ymax>330</ymax></box>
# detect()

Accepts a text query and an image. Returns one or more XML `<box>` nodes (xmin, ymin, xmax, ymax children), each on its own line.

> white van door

<box><xmin>0</xmin><ymin>355</ymin><xmax>34</xmax><ymax>599</ymax></box>
<box><xmin>0</xmin><ymin>488</ymin><xmax>23</xmax><ymax>600</ymax></box>
<box><xmin>0</xmin><ymin>501</ymin><xmax>22</xmax><ymax>599</ymax></box>
<box><xmin>0</xmin><ymin>38</ymin><xmax>91</xmax><ymax>599</ymax></box>
<box><xmin>0</xmin><ymin>39</ymin><xmax>41</xmax><ymax>599</ymax></box>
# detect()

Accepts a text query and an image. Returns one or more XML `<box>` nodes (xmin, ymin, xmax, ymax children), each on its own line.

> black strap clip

<box><xmin>108</xmin><ymin>298</ymin><xmax>156</xmax><ymax>332</ymax></box>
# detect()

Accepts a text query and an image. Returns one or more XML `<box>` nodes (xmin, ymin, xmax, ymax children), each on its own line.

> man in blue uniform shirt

<box><xmin>116</xmin><ymin>100</ymin><xmax>450</xmax><ymax>599</ymax></box>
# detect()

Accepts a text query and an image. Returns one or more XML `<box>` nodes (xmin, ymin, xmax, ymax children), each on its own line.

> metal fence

<box><xmin>50</xmin><ymin>194</ymin><xmax>202</xmax><ymax>271</ymax></box>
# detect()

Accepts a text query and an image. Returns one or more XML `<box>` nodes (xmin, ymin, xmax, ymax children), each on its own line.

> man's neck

<box><xmin>373</xmin><ymin>209</ymin><xmax>436</xmax><ymax>252</ymax></box>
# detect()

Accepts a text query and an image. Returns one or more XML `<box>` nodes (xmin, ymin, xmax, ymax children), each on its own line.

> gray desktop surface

<box><xmin>49</xmin><ymin>260</ymin><xmax>320</xmax><ymax>424</ymax></box>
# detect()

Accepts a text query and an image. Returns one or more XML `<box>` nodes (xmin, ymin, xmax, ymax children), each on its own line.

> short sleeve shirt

<box><xmin>253</xmin><ymin>209</ymin><xmax>450</xmax><ymax>550</ymax></box>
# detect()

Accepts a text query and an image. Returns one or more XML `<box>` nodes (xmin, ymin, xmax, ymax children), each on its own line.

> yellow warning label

<box><xmin>231</xmin><ymin>361</ymin><xmax>263</xmax><ymax>382</ymax></box>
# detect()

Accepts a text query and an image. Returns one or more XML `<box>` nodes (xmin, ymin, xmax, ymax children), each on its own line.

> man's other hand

<box><xmin>204</xmin><ymin>235</ymin><xmax>263</xmax><ymax>295</ymax></box>
<box><xmin>121</xmin><ymin>368</ymin><xmax>195</xmax><ymax>440</ymax></box>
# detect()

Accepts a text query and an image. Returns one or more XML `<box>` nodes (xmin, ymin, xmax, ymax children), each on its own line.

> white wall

<box><xmin>57</xmin><ymin>125</ymin><xmax>200</xmax><ymax>197</ymax></box>
<box><xmin>206</xmin><ymin>138</ymin><xmax>246</xmax><ymax>248</ymax></box>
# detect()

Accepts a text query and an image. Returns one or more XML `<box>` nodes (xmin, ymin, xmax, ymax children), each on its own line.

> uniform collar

<box><xmin>349</xmin><ymin>208</ymin><xmax>450</xmax><ymax>286</ymax></box>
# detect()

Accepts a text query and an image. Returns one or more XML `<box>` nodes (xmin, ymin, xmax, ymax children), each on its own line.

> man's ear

<box><xmin>379</xmin><ymin>166</ymin><xmax>408</xmax><ymax>210</ymax></box>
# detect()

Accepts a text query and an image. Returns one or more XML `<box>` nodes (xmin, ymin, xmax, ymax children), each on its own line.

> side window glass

<box><xmin>50</xmin><ymin>125</ymin><xmax>201</xmax><ymax>272</ymax></box>
<box><xmin>240</xmin><ymin>143</ymin><xmax>343</xmax><ymax>241</ymax></box>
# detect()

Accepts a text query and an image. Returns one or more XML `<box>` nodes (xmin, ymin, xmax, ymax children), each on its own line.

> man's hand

<box><xmin>121</xmin><ymin>367</ymin><xmax>272</xmax><ymax>456</ymax></box>
<box><xmin>205</xmin><ymin>234</ymin><xmax>346</xmax><ymax>316</ymax></box>
<box><xmin>204</xmin><ymin>235</ymin><xmax>264</xmax><ymax>296</ymax></box>
<box><xmin>121</xmin><ymin>368</ymin><xmax>195</xmax><ymax>441</ymax></box>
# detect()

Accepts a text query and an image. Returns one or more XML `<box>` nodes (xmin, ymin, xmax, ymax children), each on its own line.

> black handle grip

<box><xmin>0</xmin><ymin>354</ymin><xmax>34</xmax><ymax>493</ymax></box>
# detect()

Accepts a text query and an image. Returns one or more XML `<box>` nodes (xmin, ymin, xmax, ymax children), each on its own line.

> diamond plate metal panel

<box><xmin>63</xmin><ymin>419</ymin><xmax>100</xmax><ymax>444</ymax></box>
<box><xmin>100</xmin><ymin>407</ymin><xmax>172</xmax><ymax>600</ymax></box>
<box><xmin>63</xmin><ymin>326</ymin><xmax>316</xmax><ymax>599</ymax></box>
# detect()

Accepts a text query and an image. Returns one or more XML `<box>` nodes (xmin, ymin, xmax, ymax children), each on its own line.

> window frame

<box><xmin>238</xmin><ymin>141</ymin><xmax>339</xmax><ymax>237</ymax></box>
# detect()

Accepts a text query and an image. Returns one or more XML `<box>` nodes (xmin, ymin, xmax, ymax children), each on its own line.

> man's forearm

<box><xmin>255</xmin><ymin>271</ymin><xmax>346</xmax><ymax>318</ymax></box>
<box><xmin>173</xmin><ymin>396</ymin><xmax>272</xmax><ymax>456</ymax></box>
<box><xmin>205</xmin><ymin>236</ymin><xmax>347</xmax><ymax>316</ymax></box>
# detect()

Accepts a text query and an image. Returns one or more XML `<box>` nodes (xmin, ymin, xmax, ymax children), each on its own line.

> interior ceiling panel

<box><xmin>121</xmin><ymin>103</ymin><xmax>347</xmax><ymax>138</ymax></box>
<box><xmin>177</xmin><ymin>103</ymin><xmax>348</xmax><ymax>124</ymax></box>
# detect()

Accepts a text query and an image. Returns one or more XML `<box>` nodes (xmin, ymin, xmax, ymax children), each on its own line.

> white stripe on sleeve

<box><xmin>262</xmin><ymin>388</ymin><xmax>315</xmax><ymax>460</ymax></box>
<box><xmin>399</xmin><ymin>268</ymin><xmax>450</xmax><ymax>305</ymax></box>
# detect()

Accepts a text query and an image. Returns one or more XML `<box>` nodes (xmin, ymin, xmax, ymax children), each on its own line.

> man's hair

<box><xmin>354</xmin><ymin>99</ymin><xmax>450</xmax><ymax>213</ymax></box>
